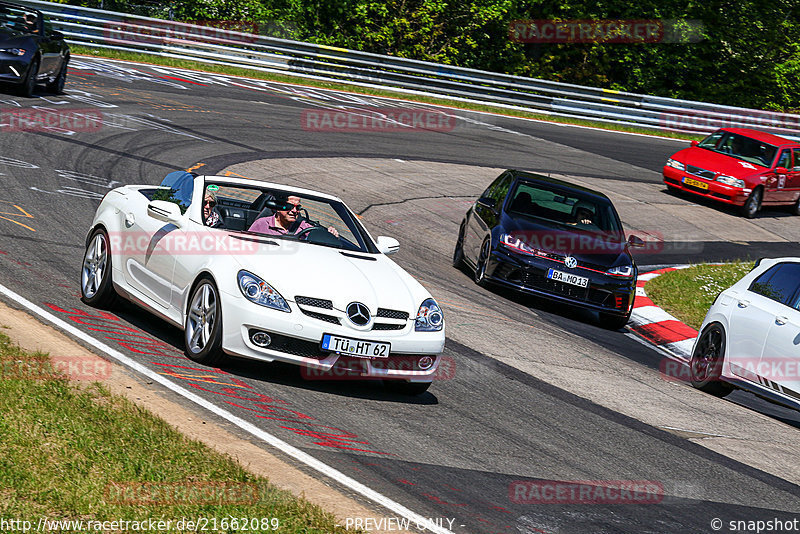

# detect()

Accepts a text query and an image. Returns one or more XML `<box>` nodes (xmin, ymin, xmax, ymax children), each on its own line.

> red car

<box><xmin>663</xmin><ymin>128</ymin><xmax>800</xmax><ymax>218</ymax></box>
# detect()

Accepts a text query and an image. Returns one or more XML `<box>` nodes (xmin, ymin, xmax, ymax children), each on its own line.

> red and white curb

<box><xmin>628</xmin><ymin>266</ymin><xmax>697</xmax><ymax>362</ymax></box>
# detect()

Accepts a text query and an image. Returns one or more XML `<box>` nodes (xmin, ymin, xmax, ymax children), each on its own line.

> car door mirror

<box><xmin>627</xmin><ymin>235</ymin><xmax>645</xmax><ymax>248</ymax></box>
<box><xmin>476</xmin><ymin>196</ymin><xmax>497</xmax><ymax>210</ymax></box>
<box><xmin>690</xmin><ymin>140</ymin><xmax>699</xmax><ymax>147</ymax></box>
<box><xmin>376</xmin><ymin>236</ymin><xmax>399</xmax><ymax>255</ymax></box>
<box><xmin>147</xmin><ymin>200</ymin><xmax>183</xmax><ymax>226</ymax></box>
<box><xmin>775</xmin><ymin>166</ymin><xmax>789</xmax><ymax>174</ymax></box>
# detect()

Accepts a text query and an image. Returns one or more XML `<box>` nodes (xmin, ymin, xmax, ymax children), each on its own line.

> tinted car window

<box><xmin>156</xmin><ymin>171</ymin><xmax>194</xmax><ymax>212</ymax></box>
<box><xmin>777</xmin><ymin>150</ymin><xmax>791</xmax><ymax>170</ymax></box>
<box><xmin>793</xmin><ymin>149</ymin><xmax>800</xmax><ymax>172</ymax></box>
<box><xmin>482</xmin><ymin>172</ymin><xmax>510</xmax><ymax>201</ymax></box>
<box><xmin>749</xmin><ymin>263</ymin><xmax>800</xmax><ymax>306</ymax></box>
<box><xmin>489</xmin><ymin>173</ymin><xmax>512</xmax><ymax>207</ymax></box>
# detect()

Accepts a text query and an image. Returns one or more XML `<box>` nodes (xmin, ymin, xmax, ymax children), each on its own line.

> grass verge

<box><xmin>0</xmin><ymin>332</ymin><xmax>353</xmax><ymax>533</ymax></box>
<box><xmin>70</xmin><ymin>44</ymin><xmax>700</xmax><ymax>142</ymax></box>
<box><xmin>645</xmin><ymin>262</ymin><xmax>755</xmax><ymax>330</ymax></box>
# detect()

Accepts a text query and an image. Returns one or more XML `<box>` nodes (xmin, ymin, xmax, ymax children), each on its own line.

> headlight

<box><xmin>237</xmin><ymin>270</ymin><xmax>290</xmax><ymax>312</ymax></box>
<box><xmin>500</xmin><ymin>233</ymin><xmax>537</xmax><ymax>256</ymax></box>
<box><xmin>716</xmin><ymin>175</ymin><xmax>745</xmax><ymax>188</ymax></box>
<box><xmin>415</xmin><ymin>298</ymin><xmax>444</xmax><ymax>332</ymax></box>
<box><xmin>0</xmin><ymin>48</ymin><xmax>26</xmax><ymax>56</ymax></box>
<box><xmin>666</xmin><ymin>158</ymin><xmax>684</xmax><ymax>171</ymax></box>
<box><xmin>607</xmin><ymin>265</ymin><xmax>634</xmax><ymax>278</ymax></box>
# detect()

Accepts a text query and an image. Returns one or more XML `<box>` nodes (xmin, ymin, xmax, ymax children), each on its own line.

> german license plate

<box><xmin>682</xmin><ymin>176</ymin><xmax>709</xmax><ymax>190</ymax></box>
<box><xmin>547</xmin><ymin>268</ymin><xmax>589</xmax><ymax>287</ymax></box>
<box><xmin>321</xmin><ymin>334</ymin><xmax>390</xmax><ymax>359</ymax></box>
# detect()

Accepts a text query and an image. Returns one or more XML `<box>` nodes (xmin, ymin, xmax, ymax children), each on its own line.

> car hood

<box><xmin>225</xmin><ymin>234</ymin><xmax>429</xmax><ymax>314</ymax></box>
<box><xmin>502</xmin><ymin>215</ymin><xmax>631</xmax><ymax>267</ymax></box>
<box><xmin>0</xmin><ymin>31</ymin><xmax>32</xmax><ymax>46</ymax></box>
<box><xmin>672</xmin><ymin>147</ymin><xmax>767</xmax><ymax>177</ymax></box>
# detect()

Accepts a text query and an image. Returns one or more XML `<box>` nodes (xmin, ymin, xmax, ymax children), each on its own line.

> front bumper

<box><xmin>219</xmin><ymin>289</ymin><xmax>445</xmax><ymax>381</ymax></box>
<box><xmin>485</xmin><ymin>247</ymin><xmax>635</xmax><ymax>317</ymax></box>
<box><xmin>0</xmin><ymin>59</ymin><xmax>29</xmax><ymax>83</ymax></box>
<box><xmin>663</xmin><ymin>166</ymin><xmax>749</xmax><ymax>206</ymax></box>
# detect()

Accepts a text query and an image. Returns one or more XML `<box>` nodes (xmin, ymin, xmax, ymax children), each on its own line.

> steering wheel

<box><xmin>294</xmin><ymin>225</ymin><xmax>319</xmax><ymax>240</ymax></box>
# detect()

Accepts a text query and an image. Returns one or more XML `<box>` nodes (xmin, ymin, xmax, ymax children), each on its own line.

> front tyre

<box><xmin>452</xmin><ymin>222</ymin><xmax>466</xmax><ymax>269</ymax></box>
<box><xmin>46</xmin><ymin>56</ymin><xmax>68</xmax><ymax>94</ymax></box>
<box><xmin>689</xmin><ymin>323</ymin><xmax>733</xmax><ymax>397</ymax></box>
<box><xmin>790</xmin><ymin>195</ymin><xmax>800</xmax><ymax>216</ymax></box>
<box><xmin>740</xmin><ymin>188</ymin><xmax>761</xmax><ymax>219</ymax></box>
<box><xmin>599</xmin><ymin>310</ymin><xmax>631</xmax><ymax>331</ymax></box>
<box><xmin>474</xmin><ymin>238</ymin><xmax>491</xmax><ymax>287</ymax></box>
<box><xmin>383</xmin><ymin>379</ymin><xmax>431</xmax><ymax>396</ymax></box>
<box><xmin>185</xmin><ymin>278</ymin><xmax>226</xmax><ymax>366</ymax></box>
<box><xmin>81</xmin><ymin>229</ymin><xmax>117</xmax><ymax>308</ymax></box>
<box><xmin>19</xmin><ymin>56</ymin><xmax>39</xmax><ymax>97</ymax></box>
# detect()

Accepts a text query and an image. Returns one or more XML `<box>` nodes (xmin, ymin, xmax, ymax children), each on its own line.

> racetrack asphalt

<box><xmin>0</xmin><ymin>57</ymin><xmax>798</xmax><ymax>533</ymax></box>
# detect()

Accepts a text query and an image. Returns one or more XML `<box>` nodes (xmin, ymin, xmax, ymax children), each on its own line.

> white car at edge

<box><xmin>80</xmin><ymin>171</ymin><xmax>445</xmax><ymax>395</ymax></box>
<box><xmin>690</xmin><ymin>257</ymin><xmax>800</xmax><ymax>410</ymax></box>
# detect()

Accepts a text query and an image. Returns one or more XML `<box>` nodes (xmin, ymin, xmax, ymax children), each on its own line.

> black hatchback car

<box><xmin>0</xmin><ymin>1</ymin><xmax>69</xmax><ymax>96</ymax></box>
<box><xmin>454</xmin><ymin>170</ymin><xmax>644</xmax><ymax>329</ymax></box>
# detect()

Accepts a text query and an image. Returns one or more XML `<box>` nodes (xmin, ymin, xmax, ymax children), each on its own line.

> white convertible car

<box><xmin>81</xmin><ymin>171</ymin><xmax>445</xmax><ymax>394</ymax></box>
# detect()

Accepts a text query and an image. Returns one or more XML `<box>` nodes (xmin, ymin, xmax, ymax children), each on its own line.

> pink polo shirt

<box><xmin>248</xmin><ymin>214</ymin><xmax>312</xmax><ymax>235</ymax></box>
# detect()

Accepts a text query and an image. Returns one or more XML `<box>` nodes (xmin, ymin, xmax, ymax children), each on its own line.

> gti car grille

<box><xmin>300</xmin><ymin>309</ymin><xmax>341</xmax><ymax>325</ymax></box>
<box><xmin>295</xmin><ymin>296</ymin><xmax>333</xmax><ymax>309</ymax></box>
<box><xmin>686</xmin><ymin>165</ymin><xmax>716</xmax><ymax>180</ymax></box>
<box><xmin>376</xmin><ymin>308</ymin><xmax>409</xmax><ymax>320</ymax></box>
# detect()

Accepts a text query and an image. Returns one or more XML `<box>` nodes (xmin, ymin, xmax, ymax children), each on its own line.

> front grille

<box><xmin>299</xmin><ymin>309</ymin><xmax>340</xmax><ymax>325</ymax></box>
<box><xmin>295</xmin><ymin>296</ymin><xmax>332</xmax><ymax>309</ymax></box>
<box><xmin>372</xmin><ymin>323</ymin><xmax>405</xmax><ymax>331</ymax></box>
<box><xmin>522</xmin><ymin>270</ymin><xmax>589</xmax><ymax>300</ymax></box>
<box><xmin>686</xmin><ymin>165</ymin><xmax>715</xmax><ymax>180</ymax></box>
<box><xmin>376</xmin><ymin>308</ymin><xmax>409</xmax><ymax>320</ymax></box>
<box><xmin>249</xmin><ymin>330</ymin><xmax>327</xmax><ymax>359</ymax></box>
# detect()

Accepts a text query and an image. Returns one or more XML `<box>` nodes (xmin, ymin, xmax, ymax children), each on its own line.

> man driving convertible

<box><xmin>248</xmin><ymin>195</ymin><xmax>339</xmax><ymax>237</ymax></box>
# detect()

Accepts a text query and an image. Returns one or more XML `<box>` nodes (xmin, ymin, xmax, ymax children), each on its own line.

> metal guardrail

<box><xmin>13</xmin><ymin>0</ymin><xmax>800</xmax><ymax>139</ymax></box>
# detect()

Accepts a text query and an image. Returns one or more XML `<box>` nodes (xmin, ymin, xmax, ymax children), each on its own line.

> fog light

<box><xmin>251</xmin><ymin>331</ymin><xmax>272</xmax><ymax>347</ymax></box>
<box><xmin>418</xmin><ymin>356</ymin><xmax>435</xmax><ymax>370</ymax></box>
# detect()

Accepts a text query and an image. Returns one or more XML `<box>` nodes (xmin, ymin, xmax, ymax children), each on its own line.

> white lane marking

<box><xmin>0</xmin><ymin>282</ymin><xmax>454</xmax><ymax>534</ymax></box>
<box><xmin>663</xmin><ymin>338</ymin><xmax>696</xmax><ymax>361</ymax></box>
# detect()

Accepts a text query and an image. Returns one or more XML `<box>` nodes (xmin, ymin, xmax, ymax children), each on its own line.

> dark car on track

<box><xmin>0</xmin><ymin>1</ymin><xmax>69</xmax><ymax>96</ymax></box>
<box><xmin>453</xmin><ymin>170</ymin><xmax>644</xmax><ymax>329</ymax></box>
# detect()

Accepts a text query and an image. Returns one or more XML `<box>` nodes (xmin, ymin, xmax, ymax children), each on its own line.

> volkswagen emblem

<box><xmin>346</xmin><ymin>302</ymin><xmax>371</xmax><ymax>326</ymax></box>
<box><xmin>564</xmin><ymin>256</ymin><xmax>578</xmax><ymax>269</ymax></box>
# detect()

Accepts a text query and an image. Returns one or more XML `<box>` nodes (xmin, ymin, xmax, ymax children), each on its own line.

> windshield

<box><xmin>698</xmin><ymin>130</ymin><xmax>777</xmax><ymax>168</ymax></box>
<box><xmin>201</xmin><ymin>181</ymin><xmax>376</xmax><ymax>253</ymax></box>
<box><xmin>507</xmin><ymin>181</ymin><xmax>623</xmax><ymax>237</ymax></box>
<box><xmin>0</xmin><ymin>5</ymin><xmax>40</xmax><ymax>34</ymax></box>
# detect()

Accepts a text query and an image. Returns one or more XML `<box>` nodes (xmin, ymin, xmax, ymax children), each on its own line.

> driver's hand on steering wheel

<box><xmin>327</xmin><ymin>226</ymin><xmax>339</xmax><ymax>238</ymax></box>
